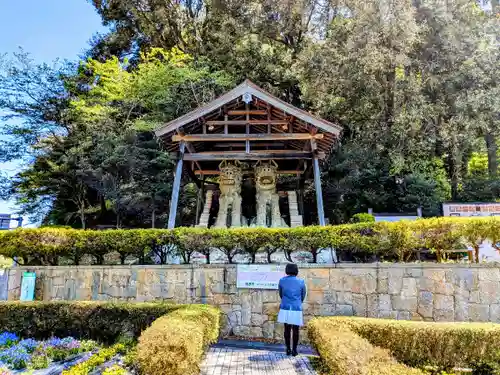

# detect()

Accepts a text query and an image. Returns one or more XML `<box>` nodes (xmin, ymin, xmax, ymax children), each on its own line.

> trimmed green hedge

<box><xmin>308</xmin><ymin>318</ymin><xmax>424</xmax><ymax>375</ymax></box>
<box><xmin>308</xmin><ymin>317</ymin><xmax>500</xmax><ymax>374</ymax></box>
<box><xmin>0</xmin><ymin>301</ymin><xmax>178</xmax><ymax>343</ymax></box>
<box><xmin>0</xmin><ymin>217</ymin><xmax>498</xmax><ymax>264</ymax></box>
<box><xmin>136</xmin><ymin>304</ymin><xmax>221</xmax><ymax>375</ymax></box>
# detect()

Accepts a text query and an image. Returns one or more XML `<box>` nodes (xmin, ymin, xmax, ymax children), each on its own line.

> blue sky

<box><xmin>0</xmin><ymin>1</ymin><xmax>106</xmax><ymax>223</ymax></box>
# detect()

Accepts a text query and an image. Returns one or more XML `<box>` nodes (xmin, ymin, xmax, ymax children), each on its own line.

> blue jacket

<box><xmin>278</xmin><ymin>276</ymin><xmax>307</xmax><ymax>311</ymax></box>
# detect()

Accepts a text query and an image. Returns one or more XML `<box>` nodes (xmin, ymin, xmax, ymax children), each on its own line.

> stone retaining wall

<box><xmin>7</xmin><ymin>264</ymin><xmax>500</xmax><ymax>340</ymax></box>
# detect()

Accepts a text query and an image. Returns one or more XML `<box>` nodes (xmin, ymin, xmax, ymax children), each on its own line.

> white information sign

<box><xmin>443</xmin><ymin>203</ymin><xmax>500</xmax><ymax>217</ymax></box>
<box><xmin>237</xmin><ymin>264</ymin><xmax>285</xmax><ymax>290</ymax></box>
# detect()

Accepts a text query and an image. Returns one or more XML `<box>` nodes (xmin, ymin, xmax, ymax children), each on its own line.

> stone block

<box><xmin>377</xmin><ymin>278</ymin><xmax>389</xmax><ymax>294</ymax></box>
<box><xmin>434</xmin><ymin>309</ymin><xmax>454</xmax><ymax>321</ymax></box>
<box><xmin>352</xmin><ymin>274</ymin><xmax>377</xmax><ymax>294</ymax></box>
<box><xmin>274</xmin><ymin>324</ymin><xmax>284</xmax><ymax>340</ymax></box>
<box><xmin>469</xmin><ymin>304</ymin><xmax>490</xmax><ymax>322</ymax></box>
<box><xmin>454</xmin><ymin>299</ymin><xmax>469</xmax><ymax>321</ymax></box>
<box><xmin>262</xmin><ymin>321</ymin><xmax>275</xmax><ymax>339</ymax></box>
<box><xmin>401</xmin><ymin>277</ymin><xmax>418</xmax><ymax>298</ymax></box>
<box><xmin>263</xmin><ymin>302</ymin><xmax>280</xmax><ymax>316</ymax></box>
<box><xmin>330</xmin><ymin>269</ymin><xmax>344</xmax><ymax>290</ymax></box>
<box><xmin>228</xmin><ymin>310</ymin><xmax>242</xmax><ymax>328</ymax></box>
<box><xmin>251</xmin><ymin>313</ymin><xmax>264</xmax><ymax>326</ymax></box>
<box><xmin>336</xmin><ymin>292</ymin><xmax>353</xmax><ymax>305</ymax></box>
<box><xmin>352</xmin><ymin>294</ymin><xmax>367</xmax><ymax>316</ymax></box>
<box><xmin>262</xmin><ymin>290</ymin><xmax>279</xmax><ymax>303</ymax></box>
<box><xmin>490</xmin><ymin>304</ymin><xmax>500</xmax><ymax>323</ymax></box>
<box><xmin>417</xmin><ymin>291</ymin><xmax>433</xmax><ymax>319</ymax></box>
<box><xmin>251</xmin><ymin>292</ymin><xmax>263</xmax><ymax>313</ymax></box>
<box><xmin>434</xmin><ymin>294</ymin><xmax>454</xmax><ymax>311</ymax></box>
<box><xmin>335</xmin><ymin>304</ymin><xmax>354</xmax><ymax>316</ymax></box>
<box><xmin>379</xmin><ymin>310</ymin><xmax>398</xmax><ymax>319</ymax></box>
<box><xmin>478</xmin><ymin>268</ymin><xmax>500</xmax><ymax>282</ymax></box>
<box><xmin>388</xmin><ymin>275</ymin><xmax>403</xmax><ymax>295</ymax></box>
<box><xmin>422</xmin><ymin>270</ymin><xmax>454</xmax><ymax>295</ymax></box>
<box><xmin>398</xmin><ymin>311</ymin><xmax>411</xmax><ymax>320</ymax></box>
<box><xmin>241</xmin><ymin>296</ymin><xmax>252</xmax><ymax>325</ymax></box>
<box><xmin>479</xmin><ymin>281</ymin><xmax>500</xmax><ymax>304</ymax></box>
<box><xmin>470</xmin><ymin>290</ymin><xmax>480</xmax><ymax>304</ymax></box>
<box><xmin>308</xmin><ymin>275</ymin><xmax>330</xmax><ymax>292</ymax></box>
<box><xmin>378</xmin><ymin>294</ymin><xmax>392</xmax><ymax>312</ymax></box>
<box><xmin>404</xmin><ymin>268</ymin><xmax>423</xmax><ymax>278</ymax></box>
<box><xmin>233</xmin><ymin>326</ymin><xmax>251</xmax><ymax>337</ymax></box>
<box><xmin>411</xmin><ymin>312</ymin><xmax>423</xmax><ymax>321</ymax></box>
<box><xmin>447</xmin><ymin>269</ymin><xmax>474</xmax><ymax>290</ymax></box>
<box><xmin>323</xmin><ymin>291</ymin><xmax>337</xmax><ymax>304</ymax></box>
<box><xmin>392</xmin><ymin>296</ymin><xmax>417</xmax><ymax>311</ymax></box>
<box><xmin>320</xmin><ymin>304</ymin><xmax>336</xmax><ymax>316</ymax></box>
<box><xmin>367</xmin><ymin>295</ymin><xmax>378</xmax><ymax>318</ymax></box>
<box><xmin>308</xmin><ymin>290</ymin><xmax>325</xmax><ymax>305</ymax></box>
<box><xmin>212</xmin><ymin>293</ymin><xmax>232</xmax><ymax>305</ymax></box>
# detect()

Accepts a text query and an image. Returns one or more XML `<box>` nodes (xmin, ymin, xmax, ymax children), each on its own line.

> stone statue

<box><xmin>214</xmin><ymin>161</ymin><xmax>243</xmax><ymax>228</ymax></box>
<box><xmin>254</xmin><ymin>160</ymin><xmax>287</xmax><ymax>228</ymax></box>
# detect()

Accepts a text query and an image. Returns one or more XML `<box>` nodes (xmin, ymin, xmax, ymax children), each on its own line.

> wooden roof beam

<box><xmin>183</xmin><ymin>150</ymin><xmax>325</xmax><ymax>161</ymax></box>
<box><xmin>205</xmin><ymin>120</ymin><xmax>288</xmax><ymax>126</ymax></box>
<box><xmin>173</xmin><ymin>133</ymin><xmax>324</xmax><ymax>142</ymax></box>
<box><xmin>227</xmin><ymin>109</ymin><xmax>268</xmax><ymax>115</ymax></box>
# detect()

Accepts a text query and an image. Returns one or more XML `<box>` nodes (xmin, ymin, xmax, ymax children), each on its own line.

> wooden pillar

<box><xmin>195</xmin><ymin>177</ymin><xmax>205</xmax><ymax>225</ymax></box>
<box><xmin>313</xmin><ymin>156</ymin><xmax>326</xmax><ymax>226</ymax></box>
<box><xmin>167</xmin><ymin>141</ymin><xmax>186</xmax><ymax>229</ymax></box>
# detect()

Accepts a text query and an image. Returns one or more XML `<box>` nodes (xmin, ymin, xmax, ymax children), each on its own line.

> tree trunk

<box><xmin>385</xmin><ymin>68</ymin><xmax>396</xmax><ymax>131</ymax></box>
<box><xmin>80</xmin><ymin>204</ymin><xmax>86</xmax><ymax>230</ymax></box>
<box><xmin>151</xmin><ymin>208</ymin><xmax>156</xmax><ymax>229</ymax></box>
<box><xmin>485</xmin><ymin>131</ymin><xmax>498</xmax><ymax>177</ymax></box>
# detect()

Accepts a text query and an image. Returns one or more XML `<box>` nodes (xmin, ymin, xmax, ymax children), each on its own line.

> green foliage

<box><xmin>0</xmin><ymin>302</ymin><xmax>178</xmax><ymax>343</ymax></box>
<box><xmin>471</xmin><ymin>359</ymin><xmax>500</xmax><ymax>375</ymax></box>
<box><xmin>309</xmin><ymin>317</ymin><xmax>500</xmax><ymax>375</ymax></box>
<box><xmin>61</xmin><ymin>344</ymin><xmax>126</xmax><ymax>375</ymax></box>
<box><xmin>308</xmin><ymin>318</ymin><xmax>425</xmax><ymax>375</ymax></box>
<box><xmin>2</xmin><ymin>0</ymin><xmax>500</xmax><ymax>229</ymax></box>
<box><xmin>1</xmin><ymin>217</ymin><xmax>499</xmax><ymax>264</ymax></box>
<box><xmin>313</xmin><ymin>317</ymin><xmax>500</xmax><ymax>370</ymax></box>
<box><xmin>349</xmin><ymin>213</ymin><xmax>375</xmax><ymax>223</ymax></box>
<box><xmin>136</xmin><ymin>305</ymin><xmax>221</xmax><ymax>375</ymax></box>
<box><xmin>102</xmin><ymin>365</ymin><xmax>128</xmax><ymax>375</ymax></box>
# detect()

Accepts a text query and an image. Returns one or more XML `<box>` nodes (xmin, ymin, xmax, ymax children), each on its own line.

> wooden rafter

<box><xmin>205</xmin><ymin>120</ymin><xmax>289</xmax><ymax>126</ymax></box>
<box><xmin>172</xmin><ymin>133</ymin><xmax>324</xmax><ymax>142</ymax></box>
<box><xmin>183</xmin><ymin>150</ymin><xmax>325</xmax><ymax>161</ymax></box>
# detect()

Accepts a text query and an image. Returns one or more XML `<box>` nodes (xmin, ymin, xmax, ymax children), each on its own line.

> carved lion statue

<box><xmin>255</xmin><ymin>160</ymin><xmax>278</xmax><ymax>193</ymax></box>
<box><xmin>219</xmin><ymin>160</ymin><xmax>243</xmax><ymax>196</ymax></box>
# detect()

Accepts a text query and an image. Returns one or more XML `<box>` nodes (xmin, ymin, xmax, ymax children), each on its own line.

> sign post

<box><xmin>20</xmin><ymin>272</ymin><xmax>36</xmax><ymax>301</ymax></box>
<box><xmin>236</xmin><ymin>264</ymin><xmax>284</xmax><ymax>290</ymax></box>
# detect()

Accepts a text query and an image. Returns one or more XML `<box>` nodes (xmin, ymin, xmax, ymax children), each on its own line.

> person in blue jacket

<box><xmin>277</xmin><ymin>263</ymin><xmax>307</xmax><ymax>356</ymax></box>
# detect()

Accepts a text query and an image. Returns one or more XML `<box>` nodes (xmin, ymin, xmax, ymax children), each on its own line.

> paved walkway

<box><xmin>200</xmin><ymin>341</ymin><xmax>317</xmax><ymax>375</ymax></box>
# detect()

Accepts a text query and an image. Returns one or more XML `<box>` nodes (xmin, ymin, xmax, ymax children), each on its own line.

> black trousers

<box><xmin>284</xmin><ymin>323</ymin><xmax>299</xmax><ymax>351</ymax></box>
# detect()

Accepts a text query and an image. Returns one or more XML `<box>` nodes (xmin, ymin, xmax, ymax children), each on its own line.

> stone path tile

<box><xmin>200</xmin><ymin>347</ymin><xmax>317</xmax><ymax>375</ymax></box>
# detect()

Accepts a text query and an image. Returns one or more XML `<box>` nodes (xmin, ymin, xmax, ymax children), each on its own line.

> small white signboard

<box><xmin>237</xmin><ymin>264</ymin><xmax>285</xmax><ymax>290</ymax></box>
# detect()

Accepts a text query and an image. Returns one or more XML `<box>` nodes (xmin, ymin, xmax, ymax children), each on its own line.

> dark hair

<box><xmin>285</xmin><ymin>263</ymin><xmax>299</xmax><ymax>276</ymax></box>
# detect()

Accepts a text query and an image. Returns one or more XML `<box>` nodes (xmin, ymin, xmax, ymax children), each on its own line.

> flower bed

<box><xmin>0</xmin><ymin>332</ymin><xmax>99</xmax><ymax>372</ymax></box>
<box><xmin>0</xmin><ymin>303</ymin><xmax>221</xmax><ymax>375</ymax></box>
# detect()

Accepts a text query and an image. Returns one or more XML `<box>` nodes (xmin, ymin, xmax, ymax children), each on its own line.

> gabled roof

<box><xmin>155</xmin><ymin>80</ymin><xmax>342</xmax><ymax>137</ymax></box>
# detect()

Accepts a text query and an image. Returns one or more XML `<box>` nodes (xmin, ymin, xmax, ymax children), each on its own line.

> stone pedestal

<box><xmin>197</xmin><ymin>191</ymin><xmax>213</xmax><ymax>228</ymax></box>
<box><xmin>288</xmin><ymin>191</ymin><xmax>303</xmax><ymax>227</ymax></box>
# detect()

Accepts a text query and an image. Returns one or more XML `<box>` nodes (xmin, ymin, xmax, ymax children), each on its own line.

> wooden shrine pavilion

<box><xmin>155</xmin><ymin>80</ymin><xmax>342</xmax><ymax>229</ymax></box>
